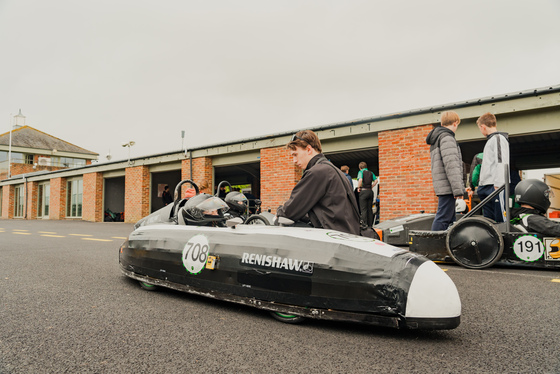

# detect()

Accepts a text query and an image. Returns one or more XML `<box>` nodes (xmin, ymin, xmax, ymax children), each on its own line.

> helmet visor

<box><xmin>197</xmin><ymin>196</ymin><xmax>229</xmax><ymax>214</ymax></box>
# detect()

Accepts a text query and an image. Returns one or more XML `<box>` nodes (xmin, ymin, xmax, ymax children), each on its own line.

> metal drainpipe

<box><xmin>23</xmin><ymin>174</ymin><xmax>27</xmax><ymax>219</ymax></box>
<box><xmin>189</xmin><ymin>150</ymin><xmax>193</xmax><ymax>181</ymax></box>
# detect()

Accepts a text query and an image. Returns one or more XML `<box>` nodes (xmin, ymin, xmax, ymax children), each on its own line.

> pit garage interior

<box><xmin>214</xmin><ymin>161</ymin><xmax>261</xmax><ymax>197</ymax></box>
<box><xmin>460</xmin><ymin>131</ymin><xmax>560</xmax><ymax>176</ymax></box>
<box><xmin>104</xmin><ymin>176</ymin><xmax>125</xmax><ymax>221</ymax></box>
<box><xmin>151</xmin><ymin>169</ymin><xmax>182</xmax><ymax>212</ymax></box>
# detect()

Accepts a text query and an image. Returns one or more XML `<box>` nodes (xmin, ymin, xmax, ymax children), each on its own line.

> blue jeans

<box><xmin>432</xmin><ymin>194</ymin><xmax>456</xmax><ymax>231</ymax></box>
<box><xmin>477</xmin><ymin>184</ymin><xmax>505</xmax><ymax>223</ymax></box>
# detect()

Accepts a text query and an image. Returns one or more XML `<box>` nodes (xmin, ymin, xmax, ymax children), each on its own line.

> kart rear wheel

<box><xmin>139</xmin><ymin>281</ymin><xmax>158</xmax><ymax>291</ymax></box>
<box><xmin>245</xmin><ymin>214</ymin><xmax>270</xmax><ymax>225</ymax></box>
<box><xmin>446</xmin><ymin>217</ymin><xmax>504</xmax><ymax>269</ymax></box>
<box><xmin>270</xmin><ymin>311</ymin><xmax>305</xmax><ymax>324</ymax></box>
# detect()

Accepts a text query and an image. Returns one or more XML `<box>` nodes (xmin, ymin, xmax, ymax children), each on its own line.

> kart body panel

<box><xmin>120</xmin><ymin>220</ymin><xmax>461</xmax><ymax>330</ymax></box>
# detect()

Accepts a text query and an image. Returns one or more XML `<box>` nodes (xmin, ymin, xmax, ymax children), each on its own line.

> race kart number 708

<box><xmin>182</xmin><ymin>234</ymin><xmax>210</xmax><ymax>274</ymax></box>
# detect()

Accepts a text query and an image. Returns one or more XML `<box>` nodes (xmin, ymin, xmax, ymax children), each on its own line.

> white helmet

<box><xmin>455</xmin><ymin>199</ymin><xmax>467</xmax><ymax>213</ymax></box>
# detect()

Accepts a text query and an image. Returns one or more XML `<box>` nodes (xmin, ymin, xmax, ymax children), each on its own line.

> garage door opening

<box><xmin>104</xmin><ymin>176</ymin><xmax>125</xmax><ymax>222</ymax></box>
<box><xmin>151</xmin><ymin>170</ymin><xmax>182</xmax><ymax>213</ymax></box>
<box><xmin>214</xmin><ymin>162</ymin><xmax>261</xmax><ymax>209</ymax></box>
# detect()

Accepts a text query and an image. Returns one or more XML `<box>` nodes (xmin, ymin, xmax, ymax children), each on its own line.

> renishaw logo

<box><xmin>241</xmin><ymin>253</ymin><xmax>314</xmax><ymax>274</ymax></box>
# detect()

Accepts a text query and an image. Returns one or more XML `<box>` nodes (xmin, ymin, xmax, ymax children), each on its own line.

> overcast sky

<box><xmin>1</xmin><ymin>0</ymin><xmax>559</xmax><ymax>163</ymax></box>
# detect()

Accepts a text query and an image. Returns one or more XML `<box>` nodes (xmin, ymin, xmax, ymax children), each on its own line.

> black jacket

<box><xmin>511</xmin><ymin>207</ymin><xmax>560</xmax><ymax>237</ymax></box>
<box><xmin>277</xmin><ymin>154</ymin><xmax>360</xmax><ymax>235</ymax></box>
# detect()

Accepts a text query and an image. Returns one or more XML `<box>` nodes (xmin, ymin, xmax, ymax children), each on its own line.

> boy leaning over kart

<box><xmin>276</xmin><ymin>130</ymin><xmax>361</xmax><ymax>235</ymax></box>
<box><xmin>511</xmin><ymin>179</ymin><xmax>560</xmax><ymax>258</ymax></box>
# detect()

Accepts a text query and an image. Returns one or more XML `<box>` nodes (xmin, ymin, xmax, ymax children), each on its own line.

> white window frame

<box><xmin>66</xmin><ymin>178</ymin><xmax>83</xmax><ymax>218</ymax></box>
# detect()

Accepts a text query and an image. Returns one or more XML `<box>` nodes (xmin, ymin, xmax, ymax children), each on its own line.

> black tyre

<box><xmin>245</xmin><ymin>214</ymin><xmax>270</xmax><ymax>225</ymax></box>
<box><xmin>446</xmin><ymin>217</ymin><xmax>504</xmax><ymax>269</ymax></box>
<box><xmin>269</xmin><ymin>311</ymin><xmax>305</xmax><ymax>324</ymax></box>
<box><xmin>139</xmin><ymin>281</ymin><xmax>158</xmax><ymax>291</ymax></box>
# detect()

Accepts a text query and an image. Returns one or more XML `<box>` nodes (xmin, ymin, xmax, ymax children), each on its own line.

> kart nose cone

<box><xmin>404</xmin><ymin>261</ymin><xmax>461</xmax><ymax>329</ymax></box>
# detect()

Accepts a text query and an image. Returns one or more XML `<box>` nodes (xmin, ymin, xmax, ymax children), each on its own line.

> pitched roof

<box><xmin>0</xmin><ymin>126</ymin><xmax>98</xmax><ymax>156</ymax></box>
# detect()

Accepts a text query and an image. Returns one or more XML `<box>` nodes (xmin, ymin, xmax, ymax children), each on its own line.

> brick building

<box><xmin>1</xmin><ymin>86</ymin><xmax>559</xmax><ymax>223</ymax></box>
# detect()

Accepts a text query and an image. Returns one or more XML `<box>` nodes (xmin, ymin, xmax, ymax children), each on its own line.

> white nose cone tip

<box><xmin>405</xmin><ymin>261</ymin><xmax>461</xmax><ymax>321</ymax></box>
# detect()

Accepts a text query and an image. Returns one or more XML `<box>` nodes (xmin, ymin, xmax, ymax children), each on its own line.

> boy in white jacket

<box><xmin>476</xmin><ymin>112</ymin><xmax>510</xmax><ymax>222</ymax></box>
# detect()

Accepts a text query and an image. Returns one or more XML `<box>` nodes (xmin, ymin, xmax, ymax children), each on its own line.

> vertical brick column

<box><xmin>50</xmin><ymin>177</ymin><xmax>67</xmax><ymax>220</ymax></box>
<box><xmin>26</xmin><ymin>181</ymin><xmax>38</xmax><ymax>219</ymax></box>
<box><xmin>1</xmin><ymin>185</ymin><xmax>14</xmax><ymax>219</ymax></box>
<box><xmin>125</xmin><ymin>166</ymin><xmax>150</xmax><ymax>223</ymax></box>
<box><xmin>181</xmin><ymin>157</ymin><xmax>213</xmax><ymax>196</ymax></box>
<box><xmin>378</xmin><ymin>124</ymin><xmax>437</xmax><ymax>221</ymax></box>
<box><xmin>83</xmin><ymin>172</ymin><xmax>104</xmax><ymax>222</ymax></box>
<box><xmin>260</xmin><ymin>147</ymin><xmax>301</xmax><ymax>214</ymax></box>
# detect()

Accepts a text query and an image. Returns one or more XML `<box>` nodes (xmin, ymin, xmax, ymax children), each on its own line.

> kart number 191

<box><xmin>513</xmin><ymin>236</ymin><xmax>544</xmax><ymax>262</ymax></box>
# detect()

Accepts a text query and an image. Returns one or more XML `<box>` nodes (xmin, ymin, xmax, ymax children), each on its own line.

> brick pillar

<box><xmin>260</xmin><ymin>147</ymin><xmax>301</xmax><ymax>214</ymax></box>
<box><xmin>378</xmin><ymin>124</ymin><xmax>437</xmax><ymax>221</ymax></box>
<box><xmin>181</xmin><ymin>157</ymin><xmax>213</xmax><ymax>196</ymax></box>
<box><xmin>26</xmin><ymin>181</ymin><xmax>38</xmax><ymax>220</ymax></box>
<box><xmin>125</xmin><ymin>166</ymin><xmax>150</xmax><ymax>223</ymax></box>
<box><xmin>83</xmin><ymin>172</ymin><xmax>104</xmax><ymax>222</ymax></box>
<box><xmin>50</xmin><ymin>177</ymin><xmax>67</xmax><ymax>220</ymax></box>
<box><xmin>2</xmin><ymin>185</ymin><xmax>14</xmax><ymax>219</ymax></box>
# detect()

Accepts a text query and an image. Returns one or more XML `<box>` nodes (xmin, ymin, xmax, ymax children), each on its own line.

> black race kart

<box><xmin>376</xmin><ymin>183</ymin><xmax>560</xmax><ymax>270</ymax></box>
<box><xmin>119</xmin><ymin>180</ymin><xmax>462</xmax><ymax>330</ymax></box>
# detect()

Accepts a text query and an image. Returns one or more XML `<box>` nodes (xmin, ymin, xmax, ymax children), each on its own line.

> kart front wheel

<box><xmin>139</xmin><ymin>281</ymin><xmax>158</xmax><ymax>291</ymax></box>
<box><xmin>446</xmin><ymin>217</ymin><xmax>504</xmax><ymax>269</ymax></box>
<box><xmin>270</xmin><ymin>311</ymin><xmax>305</xmax><ymax>324</ymax></box>
<box><xmin>245</xmin><ymin>214</ymin><xmax>270</xmax><ymax>225</ymax></box>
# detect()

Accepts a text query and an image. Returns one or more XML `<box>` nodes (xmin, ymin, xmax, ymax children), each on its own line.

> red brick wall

<box><xmin>125</xmin><ymin>166</ymin><xmax>150</xmax><ymax>223</ymax></box>
<box><xmin>260</xmin><ymin>147</ymin><xmax>301</xmax><ymax>214</ymax></box>
<box><xmin>0</xmin><ymin>163</ymin><xmax>67</xmax><ymax>179</ymax></box>
<box><xmin>83</xmin><ymin>172</ymin><xmax>104</xmax><ymax>222</ymax></box>
<box><xmin>50</xmin><ymin>177</ymin><xmax>67</xmax><ymax>220</ymax></box>
<box><xmin>1</xmin><ymin>185</ymin><xmax>14</xmax><ymax>219</ymax></box>
<box><xmin>26</xmin><ymin>181</ymin><xmax>38</xmax><ymax>219</ymax></box>
<box><xmin>181</xmin><ymin>157</ymin><xmax>213</xmax><ymax>196</ymax></box>
<box><xmin>378</xmin><ymin>124</ymin><xmax>437</xmax><ymax>220</ymax></box>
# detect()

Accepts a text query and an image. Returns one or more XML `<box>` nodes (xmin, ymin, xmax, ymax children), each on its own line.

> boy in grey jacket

<box><xmin>476</xmin><ymin>112</ymin><xmax>510</xmax><ymax>222</ymax></box>
<box><xmin>426</xmin><ymin>111</ymin><xmax>466</xmax><ymax>231</ymax></box>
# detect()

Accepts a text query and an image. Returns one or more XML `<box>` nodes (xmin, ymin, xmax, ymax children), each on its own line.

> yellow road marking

<box><xmin>82</xmin><ymin>238</ymin><xmax>113</xmax><ymax>242</ymax></box>
<box><xmin>38</xmin><ymin>231</ymin><xmax>57</xmax><ymax>234</ymax></box>
<box><xmin>41</xmin><ymin>234</ymin><xmax>66</xmax><ymax>238</ymax></box>
<box><xmin>69</xmin><ymin>234</ymin><xmax>93</xmax><ymax>237</ymax></box>
<box><xmin>13</xmin><ymin>232</ymin><xmax>31</xmax><ymax>235</ymax></box>
<box><xmin>441</xmin><ymin>269</ymin><xmax>448</xmax><ymax>272</ymax></box>
<box><xmin>112</xmin><ymin>237</ymin><xmax>127</xmax><ymax>240</ymax></box>
<box><xmin>552</xmin><ymin>279</ymin><xmax>560</xmax><ymax>283</ymax></box>
<box><xmin>13</xmin><ymin>229</ymin><xmax>29</xmax><ymax>232</ymax></box>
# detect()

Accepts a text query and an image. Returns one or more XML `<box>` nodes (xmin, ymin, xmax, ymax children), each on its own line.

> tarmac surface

<box><xmin>1</xmin><ymin>219</ymin><xmax>559</xmax><ymax>373</ymax></box>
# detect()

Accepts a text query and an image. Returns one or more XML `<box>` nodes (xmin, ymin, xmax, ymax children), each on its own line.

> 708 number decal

<box><xmin>182</xmin><ymin>235</ymin><xmax>210</xmax><ymax>274</ymax></box>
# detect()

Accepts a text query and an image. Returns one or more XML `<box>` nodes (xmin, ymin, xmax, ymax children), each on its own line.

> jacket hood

<box><xmin>487</xmin><ymin>131</ymin><xmax>509</xmax><ymax>140</ymax></box>
<box><xmin>426</xmin><ymin>126</ymin><xmax>454</xmax><ymax>145</ymax></box>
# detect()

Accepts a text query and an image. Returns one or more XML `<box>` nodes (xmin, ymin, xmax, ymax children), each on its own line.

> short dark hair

<box><xmin>341</xmin><ymin>165</ymin><xmax>349</xmax><ymax>173</ymax></box>
<box><xmin>359</xmin><ymin>162</ymin><xmax>367</xmax><ymax>170</ymax></box>
<box><xmin>287</xmin><ymin>130</ymin><xmax>322</xmax><ymax>153</ymax></box>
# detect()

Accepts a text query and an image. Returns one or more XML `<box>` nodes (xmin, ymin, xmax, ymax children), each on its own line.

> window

<box><xmin>14</xmin><ymin>185</ymin><xmax>24</xmax><ymax>217</ymax></box>
<box><xmin>38</xmin><ymin>183</ymin><xmax>50</xmax><ymax>218</ymax></box>
<box><xmin>25</xmin><ymin>154</ymin><xmax>34</xmax><ymax>164</ymax></box>
<box><xmin>66</xmin><ymin>179</ymin><xmax>83</xmax><ymax>217</ymax></box>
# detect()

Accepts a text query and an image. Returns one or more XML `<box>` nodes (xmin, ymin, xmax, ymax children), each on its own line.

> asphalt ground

<box><xmin>1</xmin><ymin>219</ymin><xmax>559</xmax><ymax>374</ymax></box>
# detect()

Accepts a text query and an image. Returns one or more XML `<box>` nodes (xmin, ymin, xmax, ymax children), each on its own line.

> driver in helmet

<box><xmin>511</xmin><ymin>179</ymin><xmax>560</xmax><ymax>241</ymax></box>
<box><xmin>180</xmin><ymin>193</ymin><xmax>229</xmax><ymax>226</ymax></box>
